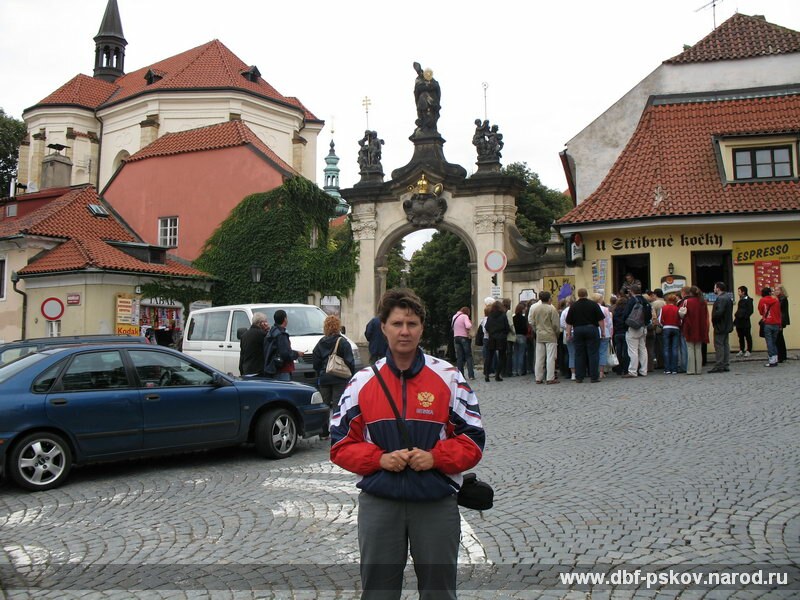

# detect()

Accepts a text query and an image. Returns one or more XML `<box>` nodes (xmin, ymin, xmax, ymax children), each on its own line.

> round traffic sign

<box><xmin>41</xmin><ymin>297</ymin><xmax>65</xmax><ymax>320</ymax></box>
<box><xmin>484</xmin><ymin>250</ymin><xmax>507</xmax><ymax>273</ymax></box>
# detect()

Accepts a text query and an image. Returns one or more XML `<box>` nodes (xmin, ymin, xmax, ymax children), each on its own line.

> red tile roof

<box><xmin>36</xmin><ymin>74</ymin><xmax>119</xmax><ymax>110</ymax></box>
<box><xmin>558</xmin><ymin>92</ymin><xmax>800</xmax><ymax>226</ymax></box>
<box><xmin>665</xmin><ymin>13</ymin><xmax>800</xmax><ymax>64</ymax></box>
<box><xmin>125</xmin><ymin>120</ymin><xmax>297</xmax><ymax>175</ymax></box>
<box><xmin>0</xmin><ymin>186</ymin><xmax>207</xmax><ymax>278</ymax></box>
<box><xmin>30</xmin><ymin>40</ymin><xmax>320</xmax><ymax>122</ymax></box>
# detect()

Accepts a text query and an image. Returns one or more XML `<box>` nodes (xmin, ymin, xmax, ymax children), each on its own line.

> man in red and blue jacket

<box><xmin>331</xmin><ymin>288</ymin><xmax>485</xmax><ymax>599</ymax></box>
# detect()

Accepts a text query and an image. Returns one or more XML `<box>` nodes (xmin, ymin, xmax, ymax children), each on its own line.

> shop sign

<box><xmin>732</xmin><ymin>240</ymin><xmax>800</xmax><ymax>265</ymax></box>
<box><xmin>116</xmin><ymin>297</ymin><xmax>134</xmax><ymax>324</ymax></box>
<box><xmin>519</xmin><ymin>289</ymin><xmax>537</xmax><ymax>302</ymax></box>
<box><xmin>661</xmin><ymin>275</ymin><xmax>688</xmax><ymax>295</ymax></box>
<box><xmin>545</xmin><ymin>276</ymin><xmax>576</xmax><ymax>300</ymax></box>
<box><xmin>754</xmin><ymin>260</ymin><xmax>781</xmax><ymax>291</ymax></box>
<box><xmin>116</xmin><ymin>324</ymin><xmax>141</xmax><ymax>336</ymax></box>
<box><xmin>141</xmin><ymin>296</ymin><xmax>180</xmax><ymax>307</ymax></box>
<box><xmin>595</xmin><ymin>233</ymin><xmax>723</xmax><ymax>251</ymax></box>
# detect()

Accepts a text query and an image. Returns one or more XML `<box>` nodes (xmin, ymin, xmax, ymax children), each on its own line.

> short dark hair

<box><xmin>378</xmin><ymin>288</ymin><xmax>426</xmax><ymax>323</ymax></box>
<box><xmin>539</xmin><ymin>291</ymin><xmax>551</xmax><ymax>303</ymax></box>
<box><xmin>273</xmin><ymin>309</ymin><xmax>287</xmax><ymax>326</ymax></box>
<box><xmin>761</xmin><ymin>287</ymin><xmax>772</xmax><ymax>297</ymax></box>
<box><xmin>715</xmin><ymin>281</ymin><xmax>727</xmax><ymax>292</ymax></box>
<box><xmin>653</xmin><ymin>289</ymin><xmax>664</xmax><ymax>298</ymax></box>
<box><xmin>630</xmin><ymin>284</ymin><xmax>642</xmax><ymax>294</ymax></box>
<box><xmin>738</xmin><ymin>285</ymin><xmax>748</xmax><ymax>295</ymax></box>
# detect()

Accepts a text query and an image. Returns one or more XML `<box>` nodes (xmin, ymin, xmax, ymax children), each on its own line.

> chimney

<box><xmin>41</xmin><ymin>144</ymin><xmax>73</xmax><ymax>189</ymax></box>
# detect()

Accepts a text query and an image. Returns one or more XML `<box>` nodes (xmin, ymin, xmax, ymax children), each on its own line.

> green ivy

<box><xmin>194</xmin><ymin>177</ymin><xmax>359</xmax><ymax>305</ymax></box>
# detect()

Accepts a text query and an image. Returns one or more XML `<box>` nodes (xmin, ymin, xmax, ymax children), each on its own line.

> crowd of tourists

<box><xmin>455</xmin><ymin>279</ymin><xmax>790</xmax><ymax>383</ymax></box>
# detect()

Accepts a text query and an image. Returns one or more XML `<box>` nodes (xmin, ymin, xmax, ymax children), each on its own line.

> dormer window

<box><xmin>144</xmin><ymin>69</ymin><xmax>164</xmax><ymax>85</ymax></box>
<box><xmin>734</xmin><ymin>146</ymin><xmax>793</xmax><ymax>180</ymax></box>
<box><xmin>5</xmin><ymin>204</ymin><xmax>17</xmax><ymax>217</ymax></box>
<box><xmin>716</xmin><ymin>134</ymin><xmax>799</xmax><ymax>183</ymax></box>
<box><xmin>241</xmin><ymin>65</ymin><xmax>261</xmax><ymax>83</ymax></box>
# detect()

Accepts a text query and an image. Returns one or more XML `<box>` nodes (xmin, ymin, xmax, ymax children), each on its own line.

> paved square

<box><xmin>1</xmin><ymin>359</ymin><xmax>797</xmax><ymax>598</ymax></box>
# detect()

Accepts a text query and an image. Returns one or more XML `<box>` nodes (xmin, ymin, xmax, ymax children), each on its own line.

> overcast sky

<box><xmin>1</xmin><ymin>1</ymin><xmax>797</xmax><ymax>254</ymax></box>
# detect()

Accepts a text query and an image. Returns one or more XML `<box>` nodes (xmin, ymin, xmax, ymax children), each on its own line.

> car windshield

<box><xmin>253</xmin><ymin>306</ymin><xmax>327</xmax><ymax>336</ymax></box>
<box><xmin>0</xmin><ymin>352</ymin><xmax>53</xmax><ymax>384</ymax></box>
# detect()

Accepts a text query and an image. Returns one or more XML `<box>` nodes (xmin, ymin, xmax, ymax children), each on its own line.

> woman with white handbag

<box><xmin>312</xmin><ymin>315</ymin><xmax>355</xmax><ymax>439</ymax></box>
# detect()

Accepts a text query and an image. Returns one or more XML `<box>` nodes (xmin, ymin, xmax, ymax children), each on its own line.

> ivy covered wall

<box><xmin>194</xmin><ymin>177</ymin><xmax>358</xmax><ymax>305</ymax></box>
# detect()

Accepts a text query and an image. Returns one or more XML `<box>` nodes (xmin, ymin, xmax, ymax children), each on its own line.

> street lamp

<box><xmin>250</xmin><ymin>265</ymin><xmax>262</xmax><ymax>303</ymax></box>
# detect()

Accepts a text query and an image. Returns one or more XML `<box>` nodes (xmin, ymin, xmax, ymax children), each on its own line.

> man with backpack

<box><xmin>263</xmin><ymin>310</ymin><xmax>302</xmax><ymax>381</ymax></box>
<box><xmin>622</xmin><ymin>284</ymin><xmax>652</xmax><ymax>378</ymax></box>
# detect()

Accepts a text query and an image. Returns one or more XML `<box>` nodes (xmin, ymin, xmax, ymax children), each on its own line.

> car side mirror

<box><xmin>211</xmin><ymin>372</ymin><xmax>228</xmax><ymax>387</ymax></box>
<box><xmin>236</xmin><ymin>327</ymin><xmax>247</xmax><ymax>340</ymax></box>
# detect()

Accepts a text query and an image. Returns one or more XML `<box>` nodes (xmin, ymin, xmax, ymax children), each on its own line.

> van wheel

<box><xmin>9</xmin><ymin>432</ymin><xmax>73</xmax><ymax>491</ymax></box>
<box><xmin>255</xmin><ymin>408</ymin><xmax>298</xmax><ymax>459</ymax></box>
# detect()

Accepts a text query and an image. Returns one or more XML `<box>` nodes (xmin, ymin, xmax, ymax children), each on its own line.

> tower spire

<box><xmin>93</xmin><ymin>0</ymin><xmax>127</xmax><ymax>82</ymax></box>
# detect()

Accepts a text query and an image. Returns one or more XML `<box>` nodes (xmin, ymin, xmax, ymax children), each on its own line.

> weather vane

<box><xmin>362</xmin><ymin>96</ymin><xmax>372</xmax><ymax>130</ymax></box>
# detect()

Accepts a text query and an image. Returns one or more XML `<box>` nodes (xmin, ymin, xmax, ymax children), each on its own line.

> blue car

<box><xmin>0</xmin><ymin>343</ymin><xmax>328</xmax><ymax>491</ymax></box>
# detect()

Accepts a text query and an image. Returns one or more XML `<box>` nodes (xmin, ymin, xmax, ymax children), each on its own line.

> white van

<box><xmin>182</xmin><ymin>304</ymin><xmax>362</xmax><ymax>384</ymax></box>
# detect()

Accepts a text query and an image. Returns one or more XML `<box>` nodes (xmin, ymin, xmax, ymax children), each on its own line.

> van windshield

<box><xmin>254</xmin><ymin>306</ymin><xmax>327</xmax><ymax>336</ymax></box>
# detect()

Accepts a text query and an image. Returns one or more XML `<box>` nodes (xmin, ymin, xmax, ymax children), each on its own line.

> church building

<box><xmin>16</xmin><ymin>0</ymin><xmax>323</xmax><ymax>260</ymax></box>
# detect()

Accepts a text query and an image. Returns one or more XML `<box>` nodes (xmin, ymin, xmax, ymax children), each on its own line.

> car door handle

<box><xmin>144</xmin><ymin>394</ymin><xmax>160</xmax><ymax>401</ymax></box>
<box><xmin>49</xmin><ymin>398</ymin><xmax>68</xmax><ymax>406</ymax></box>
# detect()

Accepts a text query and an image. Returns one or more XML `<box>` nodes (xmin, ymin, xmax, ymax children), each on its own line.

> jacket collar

<box><xmin>384</xmin><ymin>347</ymin><xmax>426</xmax><ymax>378</ymax></box>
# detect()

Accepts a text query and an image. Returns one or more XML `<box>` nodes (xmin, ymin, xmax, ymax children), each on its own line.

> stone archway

<box><xmin>340</xmin><ymin>63</ymin><xmax>565</xmax><ymax>343</ymax></box>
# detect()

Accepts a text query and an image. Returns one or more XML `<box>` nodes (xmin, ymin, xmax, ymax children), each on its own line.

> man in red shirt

<box><xmin>758</xmin><ymin>287</ymin><xmax>782</xmax><ymax>368</ymax></box>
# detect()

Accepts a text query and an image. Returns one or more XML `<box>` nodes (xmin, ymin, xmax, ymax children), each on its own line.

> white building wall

<box><xmin>565</xmin><ymin>53</ymin><xmax>800</xmax><ymax>203</ymax></box>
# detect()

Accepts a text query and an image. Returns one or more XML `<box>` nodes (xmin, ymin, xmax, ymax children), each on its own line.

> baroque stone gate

<box><xmin>340</xmin><ymin>63</ymin><xmax>565</xmax><ymax>343</ymax></box>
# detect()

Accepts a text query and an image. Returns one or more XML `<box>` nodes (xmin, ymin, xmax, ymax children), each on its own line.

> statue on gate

<box><xmin>413</xmin><ymin>62</ymin><xmax>441</xmax><ymax>135</ymax></box>
<box><xmin>357</xmin><ymin>130</ymin><xmax>384</xmax><ymax>174</ymax></box>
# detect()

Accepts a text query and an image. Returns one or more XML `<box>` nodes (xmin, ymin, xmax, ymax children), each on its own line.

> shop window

<box><xmin>733</xmin><ymin>146</ymin><xmax>793</xmax><ymax>180</ymax></box>
<box><xmin>158</xmin><ymin>216</ymin><xmax>178</xmax><ymax>248</ymax></box>
<box><xmin>691</xmin><ymin>251</ymin><xmax>732</xmax><ymax>298</ymax></box>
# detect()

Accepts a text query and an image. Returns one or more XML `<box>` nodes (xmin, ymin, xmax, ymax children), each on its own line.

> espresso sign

<box><xmin>733</xmin><ymin>240</ymin><xmax>800</xmax><ymax>264</ymax></box>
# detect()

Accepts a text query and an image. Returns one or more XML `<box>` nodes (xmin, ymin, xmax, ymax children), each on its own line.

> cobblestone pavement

<box><xmin>1</xmin><ymin>358</ymin><xmax>798</xmax><ymax>599</ymax></box>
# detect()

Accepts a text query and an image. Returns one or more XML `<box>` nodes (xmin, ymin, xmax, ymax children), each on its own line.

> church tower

<box><xmin>93</xmin><ymin>0</ymin><xmax>127</xmax><ymax>82</ymax></box>
<box><xmin>323</xmin><ymin>139</ymin><xmax>349</xmax><ymax>215</ymax></box>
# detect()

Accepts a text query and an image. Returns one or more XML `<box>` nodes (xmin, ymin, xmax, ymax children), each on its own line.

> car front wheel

<box><xmin>9</xmin><ymin>432</ymin><xmax>73</xmax><ymax>491</ymax></box>
<box><xmin>255</xmin><ymin>408</ymin><xmax>298</xmax><ymax>459</ymax></box>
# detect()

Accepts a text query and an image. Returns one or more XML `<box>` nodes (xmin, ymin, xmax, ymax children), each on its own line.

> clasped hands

<box><xmin>380</xmin><ymin>448</ymin><xmax>434</xmax><ymax>472</ymax></box>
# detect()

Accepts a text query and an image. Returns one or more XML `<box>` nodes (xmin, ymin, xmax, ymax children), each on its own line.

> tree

<box><xmin>194</xmin><ymin>177</ymin><xmax>358</xmax><ymax>305</ymax></box>
<box><xmin>0</xmin><ymin>109</ymin><xmax>26</xmax><ymax>196</ymax></box>
<box><xmin>504</xmin><ymin>162</ymin><xmax>572</xmax><ymax>244</ymax></box>
<box><xmin>407</xmin><ymin>231</ymin><xmax>470</xmax><ymax>354</ymax></box>
<box><xmin>385</xmin><ymin>240</ymin><xmax>406</xmax><ymax>289</ymax></box>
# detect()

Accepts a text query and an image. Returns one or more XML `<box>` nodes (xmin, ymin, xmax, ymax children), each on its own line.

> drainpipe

<box><xmin>10</xmin><ymin>271</ymin><xmax>27</xmax><ymax>340</ymax></box>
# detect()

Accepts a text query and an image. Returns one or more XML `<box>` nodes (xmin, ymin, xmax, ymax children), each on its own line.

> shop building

<box><xmin>0</xmin><ymin>185</ymin><xmax>210</xmax><ymax>343</ymax></box>
<box><xmin>557</xmin><ymin>88</ymin><xmax>800</xmax><ymax>351</ymax></box>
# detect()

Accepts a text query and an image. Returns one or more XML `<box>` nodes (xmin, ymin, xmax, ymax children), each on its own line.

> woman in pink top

<box><xmin>451</xmin><ymin>307</ymin><xmax>475</xmax><ymax>379</ymax></box>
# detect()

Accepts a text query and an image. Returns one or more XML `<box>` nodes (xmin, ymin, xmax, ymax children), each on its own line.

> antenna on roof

<box><xmin>695</xmin><ymin>0</ymin><xmax>725</xmax><ymax>29</ymax></box>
